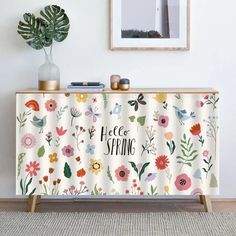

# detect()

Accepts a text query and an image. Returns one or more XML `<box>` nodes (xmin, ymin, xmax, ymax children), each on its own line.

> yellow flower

<box><xmin>164</xmin><ymin>185</ymin><xmax>169</xmax><ymax>194</ymax></box>
<box><xmin>153</xmin><ymin>93</ymin><xmax>167</xmax><ymax>103</ymax></box>
<box><xmin>76</xmin><ymin>94</ymin><xmax>88</xmax><ymax>103</ymax></box>
<box><xmin>49</xmin><ymin>153</ymin><xmax>58</xmax><ymax>163</ymax></box>
<box><xmin>89</xmin><ymin>159</ymin><xmax>103</xmax><ymax>175</ymax></box>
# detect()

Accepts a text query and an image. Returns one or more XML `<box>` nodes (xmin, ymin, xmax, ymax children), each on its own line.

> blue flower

<box><xmin>193</xmin><ymin>169</ymin><xmax>202</xmax><ymax>180</ymax></box>
<box><xmin>86</xmin><ymin>144</ymin><xmax>95</xmax><ymax>155</ymax></box>
<box><xmin>145</xmin><ymin>173</ymin><xmax>157</xmax><ymax>182</ymax></box>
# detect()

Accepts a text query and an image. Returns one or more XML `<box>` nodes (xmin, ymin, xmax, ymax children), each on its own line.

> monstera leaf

<box><xmin>40</xmin><ymin>5</ymin><xmax>70</xmax><ymax>42</ymax></box>
<box><xmin>17</xmin><ymin>13</ymin><xmax>52</xmax><ymax>49</ymax></box>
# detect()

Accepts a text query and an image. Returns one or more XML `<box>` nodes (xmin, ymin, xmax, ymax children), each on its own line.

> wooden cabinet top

<box><xmin>16</xmin><ymin>88</ymin><xmax>219</xmax><ymax>94</ymax></box>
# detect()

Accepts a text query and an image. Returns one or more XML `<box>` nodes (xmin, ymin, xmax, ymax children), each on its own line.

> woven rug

<box><xmin>0</xmin><ymin>212</ymin><xmax>236</xmax><ymax>236</ymax></box>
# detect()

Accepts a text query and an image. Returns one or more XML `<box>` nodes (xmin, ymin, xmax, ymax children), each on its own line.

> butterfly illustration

<box><xmin>85</xmin><ymin>105</ymin><xmax>101</xmax><ymax>122</ymax></box>
<box><xmin>128</xmin><ymin>93</ymin><xmax>147</xmax><ymax>111</ymax></box>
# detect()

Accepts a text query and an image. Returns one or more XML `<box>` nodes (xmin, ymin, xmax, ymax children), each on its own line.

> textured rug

<box><xmin>0</xmin><ymin>212</ymin><xmax>236</xmax><ymax>236</ymax></box>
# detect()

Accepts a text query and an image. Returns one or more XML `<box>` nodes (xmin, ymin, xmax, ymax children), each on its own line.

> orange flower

<box><xmin>76</xmin><ymin>94</ymin><xmax>88</xmax><ymax>103</ymax></box>
<box><xmin>57</xmin><ymin>178</ymin><xmax>61</xmax><ymax>184</ymax></box>
<box><xmin>75</xmin><ymin>156</ymin><xmax>81</xmax><ymax>162</ymax></box>
<box><xmin>43</xmin><ymin>176</ymin><xmax>48</xmax><ymax>182</ymax></box>
<box><xmin>53</xmin><ymin>180</ymin><xmax>57</xmax><ymax>186</ymax></box>
<box><xmin>49</xmin><ymin>168</ymin><xmax>54</xmax><ymax>174</ymax></box>
<box><xmin>190</xmin><ymin>123</ymin><xmax>201</xmax><ymax>136</ymax></box>
<box><xmin>49</xmin><ymin>153</ymin><xmax>58</xmax><ymax>163</ymax></box>
<box><xmin>164</xmin><ymin>132</ymin><xmax>173</xmax><ymax>140</ymax></box>
<box><xmin>77</xmin><ymin>168</ymin><xmax>86</xmax><ymax>177</ymax></box>
<box><xmin>39</xmin><ymin>180</ymin><xmax>42</xmax><ymax>185</ymax></box>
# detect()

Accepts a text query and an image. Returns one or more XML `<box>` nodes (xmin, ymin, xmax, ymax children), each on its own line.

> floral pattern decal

<box><xmin>16</xmin><ymin>92</ymin><xmax>219</xmax><ymax>195</ymax></box>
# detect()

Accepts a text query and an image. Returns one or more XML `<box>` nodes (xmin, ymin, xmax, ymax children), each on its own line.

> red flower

<box><xmin>190</xmin><ymin>123</ymin><xmax>201</xmax><ymax>136</ymax></box>
<box><xmin>155</xmin><ymin>155</ymin><xmax>169</xmax><ymax>170</ymax></box>
<box><xmin>77</xmin><ymin>168</ymin><xmax>86</xmax><ymax>177</ymax></box>
<box><xmin>25</xmin><ymin>161</ymin><xmax>40</xmax><ymax>177</ymax></box>
<box><xmin>56</xmin><ymin>126</ymin><xmax>67</xmax><ymax>136</ymax></box>
<box><xmin>115</xmin><ymin>165</ymin><xmax>130</xmax><ymax>181</ymax></box>
<box><xmin>175</xmin><ymin>174</ymin><xmax>191</xmax><ymax>191</ymax></box>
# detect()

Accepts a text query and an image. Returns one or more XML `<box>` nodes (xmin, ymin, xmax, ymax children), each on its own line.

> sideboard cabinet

<box><xmin>16</xmin><ymin>88</ymin><xmax>219</xmax><ymax>212</ymax></box>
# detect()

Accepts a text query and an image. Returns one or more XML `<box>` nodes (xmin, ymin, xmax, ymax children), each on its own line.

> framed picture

<box><xmin>110</xmin><ymin>0</ymin><xmax>190</xmax><ymax>51</ymax></box>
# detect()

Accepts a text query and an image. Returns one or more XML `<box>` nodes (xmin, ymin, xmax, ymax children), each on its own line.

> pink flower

<box><xmin>137</xmin><ymin>163</ymin><xmax>143</xmax><ymax>171</ymax></box>
<box><xmin>62</xmin><ymin>145</ymin><xmax>74</xmax><ymax>157</ymax></box>
<box><xmin>164</xmin><ymin>132</ymin><xmax>173</xmax><ymax>140</ymax></box>
<box><xmin>56</xmin><ymin>126</ymin><xmax>67</xmax><ymax>136</ymax></box>
<box><xmin>196</xmin><ymin>101</ymin><xmax>204</xmax><ymax>108</ymax></box>
<box><xmin>45</xmin><ymin>99</ymin><xmax>57</xmax><ymax>112</ymax></box>
<box><xmin>115</xmin><ymin>165</ymin><xmax>130</xmax><ymax>181</ymax></box>
<box><xmin>80</xmin><ymin>181</ymin><xmax>85</xmax><ymax>185</ymax></box>
<box><xmin>158</xmin><ymin>115</ymin><xmax>169</xmax><ymax>128</ymax></box>
<box><xmin>203</xmin><ymin>150</ymin><xmax>209</xmax><ymax>157</ymax></box>
<box><xmin>191</xmin><ymin>188</ymin><xmax>203</xmax><ymax>195</ymax></box>
<box><xmin>70</xmin><ymin>185</ymin><xmax>76</xmax><ymax>190</ymax></box>
<box><xmin>21</xmin><ymin>133</ymin><xmax>36</xmax><ymax>149</ymax></box>
<box><xmin>63</xmin><ymin>189</ymin><xmax>68</xmax><ymax>193</ymax></box>
<box><xmin>175</xmin><ymin>174</ymin><xmax>191</xmax><ymax>191</ymax></box>
<box><xmin>25</xmin><ymin>161</ymin><xmax>40</xmax><ymax>177</ymax></box>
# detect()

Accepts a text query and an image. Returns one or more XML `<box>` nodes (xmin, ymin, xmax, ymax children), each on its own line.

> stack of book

<box><xmin>66</xmin><ymin>82</ymin><xmax>105</xmax><ymax>92</ymax></box>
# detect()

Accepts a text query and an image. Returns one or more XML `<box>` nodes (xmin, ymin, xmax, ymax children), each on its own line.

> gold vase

<box><xmin>38</xmin><ymin>80</ymin><xmax>60</xmax><ymax>91</ymax></box>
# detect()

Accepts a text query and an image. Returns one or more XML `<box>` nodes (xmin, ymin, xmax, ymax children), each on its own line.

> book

<box><xmin>66</xmin><ymin>85</ymin><xmax>104</xmax><ymax>92</ymax></box>
<box><xmin>70</xmin><ymin>82</ymin><xmax>105</xmax><ymax>87</ymax></box>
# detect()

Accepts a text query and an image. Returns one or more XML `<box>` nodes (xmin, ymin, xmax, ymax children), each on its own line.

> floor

<box><xmin>0</xmin><ymin>199</ymin><xmax>236</xmax><ymax>213</ymax></box>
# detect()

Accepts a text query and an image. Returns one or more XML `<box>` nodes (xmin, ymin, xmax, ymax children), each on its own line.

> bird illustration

<box><xmin>173</xmin><ymin>106</ymin><xmax>195</xmax><ymax>125</ymax></box>
<box><xmin>31</xmin><ymin>115</ymin><xmax>47</xmax><ymax>133</ymax></box>
<box><xmin>110</xmin><ymin>103</ymin><xmax>122</xmax><ymax>119</ymax></box>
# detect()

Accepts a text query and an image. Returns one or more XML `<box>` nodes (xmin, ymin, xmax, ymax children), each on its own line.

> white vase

<box><xmin>38</xmin><ymin>53</ymin><xmax>60</xmax><ymax>91</ymax></box>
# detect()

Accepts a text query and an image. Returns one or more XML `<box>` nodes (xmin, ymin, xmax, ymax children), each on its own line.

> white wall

<box><xmin>0</xmin><ymin>0</ymin><xmax>236</xmax><ymax>199</ymax></box>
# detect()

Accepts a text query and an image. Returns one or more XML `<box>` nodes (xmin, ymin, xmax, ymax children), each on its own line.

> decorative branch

<box><xmin>177</xmin><ymin>134</ymin><xmax>198</xmax><ymax>170</ymax></box>
<box><xmin>17</xmin><ymin>110</ymin><xmax>31</xmax><ymax>132</ymax></box>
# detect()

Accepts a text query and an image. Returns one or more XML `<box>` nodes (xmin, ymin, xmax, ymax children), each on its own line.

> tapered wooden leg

<box><xmin>36</xmin><ymin>195</ymin><xmax>41</xmax><ymax>205</ymax></box>
<box><xmin>28</xmin><ymin>195</ymin><xmax>40</xmax><ymax>212</ymax></box>
<box><xmin>201</xmin><ymin>195</ymin><xmax>213</xmax><ymax>212</ymax></box>
<box><xmin>199</xmin><ymin>195</ymin><xmax>204</xmax><ymax>204</ymax></box>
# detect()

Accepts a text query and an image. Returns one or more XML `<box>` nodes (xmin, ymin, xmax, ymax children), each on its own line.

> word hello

<box><xmin>100</xmin><ymin>126</ymin><xmax>136</xmax><ymax>156</ymax></box>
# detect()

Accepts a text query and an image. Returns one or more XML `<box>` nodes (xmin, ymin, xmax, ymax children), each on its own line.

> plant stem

<box><xmin>42</xmin><ymin>47</ymin><xmax>47</xmax><ymax>57</ymax></box>
<box><xmin>23</xmin><ymin>173</ymin><xmax>30</xmax><ymax>195</ymax></box>
<box><xmin>50</xmin><ymin>44</ymin><xmax>53</xmax><ymax>57</ymax></box>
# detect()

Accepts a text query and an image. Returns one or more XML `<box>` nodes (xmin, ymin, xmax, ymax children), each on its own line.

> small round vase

<box><xmin>38</xmin><ymin>54</ymin><xmax>60</xmax><ymax>91</ymax></box>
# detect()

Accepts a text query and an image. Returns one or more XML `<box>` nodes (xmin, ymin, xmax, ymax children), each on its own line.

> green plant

<box><xmin>177</xmin><ymin>134</ymin><xmax>198</xmax><ymax>170</ymax></box>
<box><xmin>17</xmin><ymin>5</ymin><xmax>70</xmax><ymax>54</ymax></box>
